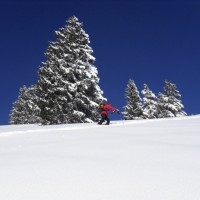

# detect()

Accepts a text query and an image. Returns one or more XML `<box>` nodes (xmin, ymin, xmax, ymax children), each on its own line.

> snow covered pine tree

<box><xmin>123</xmin><ymin>79</ymin><xmax>144</xmax><ymax>120</ymax></box>
<box><xmin>37</xmin><ymin>16</ymin><xmax>105</xmax><ymax>125</ymax></box>
<box><xmin>9</xmin><ymin>85</ymin><xmax>41</xmax><ymax>124</ymax></box>
<box><xmin>141</xmin><ymin>83</ymin><xmax>158</xmax><ymax>119</ymax></box>
<box><xmin>157</xmin><ymin>80</ymin><xmax>187</xmax><ymax>118</ymax></box>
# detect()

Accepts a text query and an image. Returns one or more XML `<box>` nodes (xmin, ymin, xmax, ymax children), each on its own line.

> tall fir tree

<box><xmin>157</xmin><ymin>80</ymin><xmax>187</xmax><ymax>118</ymax></box>
<box><xmin>141</xmin><ymin>83</ymin><xmax>158</xmax><ymax>119</ymax></box>
<box><xmin>9</xmin><ymin>85</ymin><xmax>41</xmax><ymax>124</ymax></box>
<box><xmin>37</xmin><ymin>16</ymin><xmax>105</xmax><ymax>124</ymax></box>
<box><xmin>123</xmin><ymin>79</ymin><xmax>144</xmax><ymax>120</ymax></box>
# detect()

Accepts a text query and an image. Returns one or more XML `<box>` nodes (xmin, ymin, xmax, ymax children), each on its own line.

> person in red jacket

<box><xmin>98</xmin><ymin>102</ymin><xmax>119</xmax><ymax>125</ymax></box>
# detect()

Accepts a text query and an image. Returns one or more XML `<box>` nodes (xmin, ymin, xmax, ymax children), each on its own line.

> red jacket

<box><xmin>100</xmin><ymin>104</ymin><xmax>116</xmax><ymax>115</ymax></box>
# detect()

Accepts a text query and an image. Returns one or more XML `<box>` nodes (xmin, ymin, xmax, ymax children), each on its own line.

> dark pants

<box><xmin>98</xmin><ymin>114</ymin><xmax>110</xmax><ymax>125</ymax></box>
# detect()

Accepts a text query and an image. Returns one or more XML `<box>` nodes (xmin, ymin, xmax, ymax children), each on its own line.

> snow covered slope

<box><xmin>0</xmin><ymin>116</ymin><xmax>200</xmax><ymax>200</ymax></box>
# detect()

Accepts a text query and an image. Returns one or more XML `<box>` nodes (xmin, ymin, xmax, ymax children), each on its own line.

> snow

<box><xmin>0</xmin><ymin>115</ymin><xmax>200</xmax><ymax>200</ymax></box>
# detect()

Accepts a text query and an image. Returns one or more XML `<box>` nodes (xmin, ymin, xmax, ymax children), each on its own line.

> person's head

<box><xmin>98</xmin><ymin>102</ymin><xmax>104</xmax><ymax>108</ymax></box>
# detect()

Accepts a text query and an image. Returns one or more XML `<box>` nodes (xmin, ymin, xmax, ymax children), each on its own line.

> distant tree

<box><xmin>141</xmin><ymin>83</ymin><xmax>158</xmax><ymax>119</ymax></box>
<box><xmin>9</xmin><ymin>85</ymin><xmax>41</xmax><ymax>124</ymax></box>
<box><xmin>123</xmin><ymin>79</ymin><xmax>143</xmax><ymax>120</ymax></box>
<box><xmin>157</xmin><ymin>92</ymin><xmax>174</xmax><ymax>118</ymax></box>
<box><xmin>157</xmin><ymin>80</ymin><xmax>187</xmax><ymax>118</ymax></box>
<box><xmin>37</xmin><ymin>16</ymin><xmax>105</xmax><ymax>125</ymax></box>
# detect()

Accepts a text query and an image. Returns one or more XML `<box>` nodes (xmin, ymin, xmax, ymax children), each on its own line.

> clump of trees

<box><xmin>123</xmin><ymin>79</ymin><xmax>187</xmax><ymax>120</ymax></box>
<box><xmin>9</xmin><ymin>16</ymin><xmax>187</xmax><ymax>125</ymax></box>
<box><xmin>10</xmin><ymin>16</ymin><xmax>105</xmax><ymax>125</ymax></box>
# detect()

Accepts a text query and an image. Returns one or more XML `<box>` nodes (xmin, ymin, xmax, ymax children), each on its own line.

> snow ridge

<box><xmin>0</xmin><ymin>115</ymin><xmax>200</xmax><ymax>200</ymax></box>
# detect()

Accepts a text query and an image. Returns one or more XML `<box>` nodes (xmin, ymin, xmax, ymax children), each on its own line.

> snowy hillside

<box><xmin>0</xmin><ymin>116</ymin><xmax>200</xmax><ymax>200</ymax></box>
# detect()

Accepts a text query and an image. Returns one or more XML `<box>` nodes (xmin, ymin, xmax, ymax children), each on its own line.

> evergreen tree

<box><xmin>37</xmin><ymin>16</ymin><xmax>105</xmax><ymax>124</ymax></box>
<box><xmin>157</xmin><ymin>92</ymin><xmax>174</xmax><ymax>118</ymax></box>
<box><xmin>123</xmin><ymin>79</ymin><xmax>143</xmax><ymax>120</ymax></box>
<box><xmin>9</xmin><ymin>85</ymin><xmax>41</xmax><ymax>124</ymax></box>
<box><xmin>157</xmin><ymin>80</ymin><xmax>187</xmax><ymax>118</ymax></box>
<box><xmin>141</xmin><ymin>83</ymin><xmax>158</xmax><ymax>119</ymax></box>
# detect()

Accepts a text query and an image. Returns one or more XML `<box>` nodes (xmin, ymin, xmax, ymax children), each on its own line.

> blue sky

<box><xmin>1</xmin><ymin>0</ymin><xmax>200</xmax><ymax>125</ymax></box>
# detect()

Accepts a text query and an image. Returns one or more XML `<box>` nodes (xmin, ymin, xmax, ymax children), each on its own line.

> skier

<box><xmin>98</xmin><ymin>102</ymin><xmax>120</xmax><ymax>125</ymax></box>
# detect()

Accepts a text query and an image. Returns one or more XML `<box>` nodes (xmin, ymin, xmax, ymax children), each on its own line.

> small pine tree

<box><xmin>158</xmin><ymin>80</ymin><xmax>187</xmax><ymax>118</ymax></box>
<box><xmin>9</xmin><ymin>85</ymin><xmax>41</xmax><ymax>124</ymax></box>
<box><xmin>157</xmin><ymin>92</ymin><xmax>174</xmax><ymax>118</ymax></box>
<box><xmin>37</xmin><ymin>16</ymin><xmax>105</xmax><ymax>125</ymax></box>
<box><xmin>141</xmin><ymin>83</ymin><xmax>158</xmax><ymax>119</ymax></box>
<box><xmin>123</xmin><ymin>79</ymin><xmax>143</xmax><ymax>120</ymax></box>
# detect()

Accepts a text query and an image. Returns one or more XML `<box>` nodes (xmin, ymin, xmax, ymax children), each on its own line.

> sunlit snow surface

<box><xmin>0</xmin><ymin>116</ymin><xmax>200</xmax><ymax>200</ymax></box>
